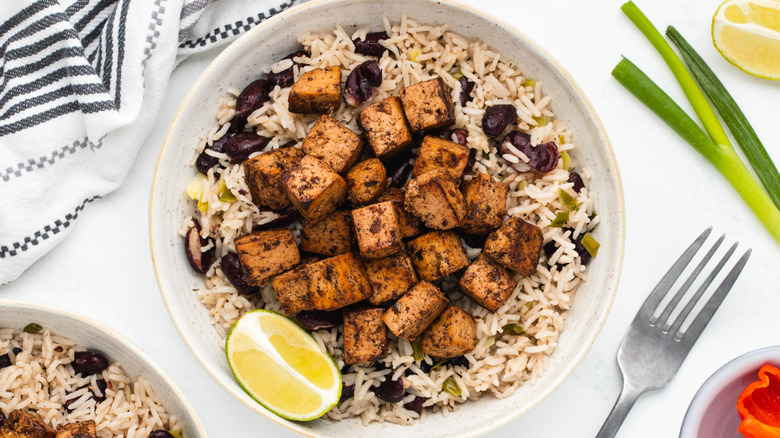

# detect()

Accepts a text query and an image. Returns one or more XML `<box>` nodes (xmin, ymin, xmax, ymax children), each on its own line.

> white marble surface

<box><xmin>2</xmin><ymin>0</ymin><xmax>779</xmax><ymax>437</ymax></box>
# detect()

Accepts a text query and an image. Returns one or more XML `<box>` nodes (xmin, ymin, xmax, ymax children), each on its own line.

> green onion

<box><xmin>666</xmin><ymin>26</ymin><xmax>780</xmax><ymax>211</ymax></box>
<box><xmin>217</xmin><ymin>179</ymin><xmax>237</xmax><ymax>203</ymax></box>
<box><xmin>197</xmin><ymin>197</ymin><xmax>208</xmax><ymax>213</ymax></box>
<box><xmin>561</xmin><ymin>150</ymin><xmax>571</xmax><ymax>171</ymax></box>
<box><xmin>412</xmin><ymin>340</ymin><xmax>424</xmax><ymax>362</ymax></box>
<box><xmin>409</xmin><ymin>48</ymin><xmax>422</xmax><ymax>63</ymax></box>
<box><xmin>483</xmin><ymin>336</ymin><xmax>495</xmax><ymax>349</ymax></box>
<box><xmin>169</xmin><ymin>432</ymin><xmax>183</xmax><ymax>438</ymax></box>
<box><xmin>521</xmin><ymin>79</ymin><xmax>536</xmax><ymax>87</ymax></box>
<box><xmin>533</xmin><ymin>115</ymin><xmax>551</xmax><ymax>126</ymax></box>
<box><xmin>550</xmin><ymin>212</ymin><xmax>569</xmax><ymax>228</ymax></box>
<box><xmin>23</xmin><ymin>323</ymin><xmax>43</xmax><ymax>334</ymax></box>
<box><xmin>589</xmin><ymin>211</ymin><xmax>598</xmax><ymax>220</ymax></box>
<box><xmin>429</xmin><ymin>359</ymin><xmax>446</xmax><ymax>373</ymax></box>
<box><xmin>558</xmin><ymin>188</ymin><xmax>578</xmax><ymax>211</ymax></box>
<box><xmin>502</xmin><ymin>323</ymin><xmax>526</xmax><ymax>336</ymax></box>
<box><xmin>482</xmin><ymin>151</ymin><xmax>490</xmax><ymax>159</ymax></box>
<box><xmin>525</xmin><ymin>302</ymin><xmax>534</xmax><ymax>310</ymax></box>
<box><xmin>185</xmin><ymin>175</ymin><xmax>206</xmax><ymax>200</ymax></box>
<box><xmin>581</xmin><ymin>233</ymin><xmax>600</xmax><ymax>257</ymax></box>
<box><xmin>442</xmin><ymin>376</ymin><xmax>462</xmax><ymax>397</ymax></box>
<box><xmin>559</xmin><ymin>134</ymin><xmax>566</xmax><ymax>144</ymax></box>
<box><xmin>452</xmin><ymin>69</ymin><xmax>464</xmax><ymax>80</ymax></box>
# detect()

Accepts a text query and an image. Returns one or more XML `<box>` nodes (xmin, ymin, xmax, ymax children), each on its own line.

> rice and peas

<box><xmin>184</xmin><ymin>15</ymin><xmax>598</xmax><ymax>425</ymax></box>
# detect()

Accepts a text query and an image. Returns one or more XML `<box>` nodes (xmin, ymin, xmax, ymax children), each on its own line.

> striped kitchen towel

<box><xmin>0</xmin><ymin>0</ymin><xmax>296</xmax><ymax>284</ymax></box>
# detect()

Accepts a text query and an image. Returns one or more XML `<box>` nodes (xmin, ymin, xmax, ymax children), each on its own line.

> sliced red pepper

<box><xmin>737</xmin><ymin>364</ymin><xmax>780</xmax><ymax>438</ymax></box>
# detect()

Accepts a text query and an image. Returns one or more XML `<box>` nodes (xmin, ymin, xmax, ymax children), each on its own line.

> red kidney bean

<box><xmin>353</xmin><ymin>31</ymin><xmax>389</xmax><ymax>57</ymax></box>
<box><xmin>384</xmin><ymin>150</ymin><xmax>414</xmax><ymax>188</ymax></box>
<box><xmin>220</xmin><ymin>253</ymin><xmax>255</xmax><ymax>295</ymax></box>
<box><xmin>72</xmin><ymin>351</ymin><xmax>109</xmax><ymax>376</ymax></box>
<box><xmin>448</xmin><ymin>356</ymin><xmax>470</xmax><ymax>367</ymax></box>
<box><xmin>543</xmin><ymin>240</ymin><xmax>558</xmax><ymax>259</ymax></box>
<box><xmin>294</xmin><ymin>310</ymin><xmax>342</xmax><ymax>330</ymax></box>
<box><xmin>465</xmin><ymin>148</ymin><xmax>476</xmax><ymax>173</ymax></box>
<box><xmin>449</xmin><ymin>128</ymin><xmax>468</xmax><ymax>146</ymax></box>
<box><xmin>233</xmin><ymin>79</ymin><xmax>269</xmax><ymax>128</ymax></box>
<box><xmin>500</xmin><ymin>131</ymin><xmax>559</xmax><ymax>173</ymax></box>
<box><xmin>195</xmin><ymin>134</ymin><xmax>231</xmax><ymax>175</ymax></box>
<box><xmin>64</xmin><ymin>379</ymin><xmax>108</xmax><ymax>411</ymax></box>
<box><xmin>372</xmin><ymin>377</ymin><xmax>405</xmax><ymax>403</ymax></box>
<box><xmin>267</xmin><ymin>50</ymin><xmax>307</xmax><ymax>89</ymax></box>
<box><xmin>0</xmin><ymin>354</ymin><xmax>10</xmax><ymax>369</ymax></box>
<box><xmin>224</xmin><ymin>132</ymin><xmax>270</xmax><ymax>163</ymax></box>
<box><xmin>568</xmin><ymin>171</ymin><xmax>585</xmax><ymax>193</ymax></box>
<box><xmin>482</xmin><ymin>104</ymin><xmax>516</xmax><ymax>138</ymax></box>
<box><xmin>461</xmin><ymin>233</ymin><xmax>488</xmax><ymax>248</ymax></box>
<box><xmin>252</xmin><ymin>206</ymin><xmax>300</xmax><ymax>231</ymax></box>
<box><xmin>459</xmin><ymin>76</ymin><xmax>475</xmax><ymax>106</ymax></box>
<box><xmin>340</xmin><ymin>383</ymin><xmax>355</xmax><ymax>402</ymax></box>
<box><xmin>185</xmin><ymin>221</ymin><xmax>213</xmax><ymax>274</ymax></box>
<box><xmin>403</xmin><ymin>396</ymin><xmax>427</xmax><ymax>414</ymax></box>
<box><xmin>563</xmin><ymin>227</ymin><xmax>591</xmax><ymax>265</ymax></box>
<box><xmin>344</xmin><ymin>60</ymin><xmax>382</xmax><ymax>106</ymax></box>
<box><xmin>148</xmin><ymin>431</ymin><xmax>174</xmax><ymax>438</ymax></box>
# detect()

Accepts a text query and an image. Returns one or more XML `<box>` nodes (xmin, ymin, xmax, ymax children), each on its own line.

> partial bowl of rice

<box><xmin>0</xmin><ymin>300</ymin><xmax>206</xmax><ymax>438</ymax></box>
<box><xmin>150</xmin><ymin>0</ymin><xmax>624</xmax><ymax>436</ymax></box>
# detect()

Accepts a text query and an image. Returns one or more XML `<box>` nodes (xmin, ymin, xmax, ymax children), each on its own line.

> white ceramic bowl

<box><xmin>150</xmin><ymin>0</ymin><xmax>625</xmax><ymax>436</ymax></box>
<box><xmin>0</xmin><ymin>300</ymin><xmax>206</xmax><ymax>437</ymax></box>
<box><xmin>680</xmin><ymin>346</ymin><xmax>780</xmax><ymax>438</ymax></box>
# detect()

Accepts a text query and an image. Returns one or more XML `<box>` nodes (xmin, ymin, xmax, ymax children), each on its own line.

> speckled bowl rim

<box><xmin>149</xmin><ymin>0</ymin><xmax>626</xmax><ymax>436</ymax></box>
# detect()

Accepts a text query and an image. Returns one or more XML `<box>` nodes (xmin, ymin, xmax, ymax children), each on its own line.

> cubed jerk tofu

<box><xmin>235</xmin><ymin>229</ymin><xmax>300</xmax><ymax>286</ymax></box>
<box><xmin>55</xmin><ymin>421</ymin><xmax>97</xmax><ymax>438</ymax></box>
<box><xmin>272</xmin><ymin>265</ymin><xmax>313</xmax><ymax>315</ymax></box>
<box><xmin>408</xmin><ymin>230</ymin><xmax>469</xmax><ymax>282</ymax></box>
<box><xmin>460</xmin><ymin>173</ymin><xmax>509</xmax><ymax>235</ymax></box>
<box><xmin>281</xmin><ymin>155</ymin><xmax>347</xmax><ymax>224</ymax></box>
<box><xmin>382</xmin><ymin>281</ymin><xmax>449</xmax><ymax>341</ymax></box>
<box><xmin>458</xmin><ymin>254</ymin><xmax>517</xmax><ymax>311</ymax></box>
<box><xmin>351</xmin><ymin>201</ymin><xmax>403</xmax><ymax>259</ymax></box>
<box><xmin>376</xmin><ymin>188</ymin><xmax>423</xmax><ymax>239</ymax></box>
<box><xmin>0</xmin><ymin>410</ymin><xmax>53</xmax><ymax>438</ymax></box>
<box><xmin>288</xmin><ymin>66</ymin><xmax>341</xmax><ymax>114</ymax></box>
<box><xmin>300</xmin><ymin>210</ymin><xmax>353</xmax><ymax>256</ymax></box>
<box><xmin>343</xmin><ymin>307</ymin><xmax>387</xmax><ymax>364</ymax></box>
<box><xmin>358</xmin><ymin>96</ymin><xmax>413</xmax><ymax>158</ymax></box>
<box><xmin>420</xmin><ymin>306</ymin><xmax>477</xmax><ymax>358</ymax></box>
<box><xmin>364</xmin><ymin>253</ymin><xmax>418</xmax><ymax>304</ymax></box>
<box><xmin>404</xmin><ymin>168</ymin><xmax>465</xmax><ymax>230</ymax></box>
<box><xmin>483</xmin><ymin>217</ymin><xmax>543</xmax><ymax>276</ymax></box>
<box><xmin>243</xmin><ymin>146</ymin><xmax>305</xmax><ymax>210</ymax></box>
<box><xmin>412</xmin><ymin>135</ymin><xmax>470</xmax><ymax>180</ymax></box>
<box><xmin>399</xmin><ymin>77</ymin><xmax>455</xmax><ymax>133</ymax></box>
<box><xmin>305</xmin><ymin>253</ymin><xmax>372</xmax><ymax>311</ymax></box>
<box><xmin>302</xmin><ymin>115</ymin><xmax>364</xmax><ymax>173</ymax></box>
<box><xmin>345</xmin><ymin>158</ymin><xmax>388</xmax><ymax>205</ymax></box>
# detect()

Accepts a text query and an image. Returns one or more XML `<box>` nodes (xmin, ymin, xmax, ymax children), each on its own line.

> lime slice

<box><xmin>226</xmin><ymin>309</ymin><xmax>341</xmax><ymax>421</ymax></box>
<box><xmin>712</xmin><ymin>0</ymin><xmax>780</xmax><ymax>80</ymax></box>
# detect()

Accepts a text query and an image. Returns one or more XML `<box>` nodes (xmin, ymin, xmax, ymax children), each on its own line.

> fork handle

<box><xmin>595</xmin><ymin>380</ymin><xmax>644</xmax><ymax>438</ymax></box>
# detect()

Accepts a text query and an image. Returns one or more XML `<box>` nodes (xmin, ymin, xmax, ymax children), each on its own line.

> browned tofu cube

<box><xmin>408</xmin><ymin>231</ymin><xmax>469</xmax><ymax>282</ymax></box>
<box><xmin>351</xmin><ymin>201</ymin><xmax>403</xmax><ymax>259</ymax></box>
<box><xmin>420</xmin><ymin>306</ymin><xmax>477</xmax><ymax>358</ymax></box>
<box><xmin>399</xmin><ymin>78</ymin><xmax>455</xmax><ymax>133</ymax></box>
<box><xmin>55</xmin><ymin>421</ymin><xmax>97</xmax><ymax>438</ymax></box>
<box><xmin>460</xmin><ymin>173</ymin><xmax>509</xmax><ymax>235</ymax></box>
<box><xmin>302</xmin><ymin>115</ymin><xmax>364</xmax><ymax>173</ymax></box>
<box><xmin>272</xmin><ymin>265</ymin><xmax>313</xmax><ymax>315</ymax></box>
<box><xmin>343</xmin><ymin>307</ymin><xmax>387</xmax><ymax>364</ymax></box>
<box><xmin>0</xmin><ymin>410</ymin><xmax>53</xmax><ymax>438</ymax></box>
<box><xmin>458</xmin><ymin>254</ymin><xmax>517</xmax><ymax>311</ymax></box>
<box><xmin>364</xmin><ymin>253</ymin><xmax>418</xmax><ymax>304</ymax></box>
<box><xmin>404</xmin><ymin>168</ymin><xmax>465</xmax><ymax>230</ymax></box>
<box><xmin>300</xmin><ymin>211</ymin><xmax>353</xmax><ymax>256</ymax></box>
<box><xmin>288</xmin><ymin>66</ymin><xmax>341</xmax><ymax>114</ymax></box>
<box><xmin>484</xmin><ymin>217</ymin><xmax>543</xmax><ymax>276</ymax></box>
<box><xmin>235</xmin><ymin>229</ymin><xmax>300</xmax><ymax>286</ymax></box>
<box><xmin>412</xmin><ymin>136</ymin><xmax>470</xmax><ymax>180</ymax></box>
<box><xmin>305</xmin><ymin>253</ymin><xmax>372</xmax><ymax>311</ymax></box>
<box><xmin>376</xmin><ymin>188</ymin><xmax>423</xmax><ymax>239</ymax></box>
<box><xmin>358</xmin><ymin>96</ymin><xmax>413</xmax><ymax>158</ymax></box>
<box><xmin>345</xmin><ymin>158</ymin><xmax>388</xmax><ymax>205</ymax></box>
<box><xmin>281</xmin><ymin>155</ymin><xmax>347</xmax><ymax>223</ymax></box>
<box><xmin>382</xmin><ymin>281</ymin><xmax>449</xmax><ymax>341</ymax></box>
<box><xmin>243</xmin><ymin>146</ymin><xmax>305</xmax><ymax>210</ymax></box>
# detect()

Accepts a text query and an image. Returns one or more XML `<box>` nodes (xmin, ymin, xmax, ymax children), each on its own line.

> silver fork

<box><xmin>596</xmin><ymin>227</ymin><xmax>751</xmax><ymax>438</ymax></box>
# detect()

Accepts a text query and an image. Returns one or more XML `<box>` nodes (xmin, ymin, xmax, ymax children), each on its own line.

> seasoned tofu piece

<box><xmin>404</xmin><ymin>168</ymin><xmax>465</xmax><ymax>230</ymax></box>
<box><xmin>243</xmin><ymin>146</ymin><xmax>305</xmax><ymax>210</ymax></box>
<box><xmin>0</xmin><ymin>410</ymin><xmax>53</xmax><ymax>438</ymax></box>
<box><xmin>272</xmin><ymin>265</ymin><xmax>313</xmax><ymax>315</ymax></box>
<box><xmin>343</xmin><ymin>307</ymin><xmax>387</xmax><ymax>364</ymax></box>
<box><xmin>300</xmin><ymin>211</ymin><xmax>353</xmax><ymax>256</ymax></box>
<box><xmin>364</xmin><ymin>253</ymin><xmax>418</xmax><ymax>304</ymax></box>
<box><xmin>376</xmin><ymin>188</ymin><xmax>423</xmax><ymax>238</ymax></box>
<box><xmin>305</xmin><ymin>253</ymin><xmax>372</xmax><ymax>311</ymax></box>
<box><xmin>382</xmin><ymin>281</ymin><xmax>449</xmax><ymax>341</ymax></box>
<box><xmin>351</xmin><ymin>201</ymin><xmax>403</xmax><ymax>259</ymax></box>
<box><xmin>420</xmin><ymin>306</ymin><xmax>477</xmax><ymax>358</ymax></box>
<box><xmin>358</xmin><ymin>96</ymin><xmax>413</xmax><ymax>158</ymax></box>
<box><xmin>235</xmin><ymin>229</ymin><xmax>300</xmax><ymax>286</ymax></box>
<box><xmin>458</xmin><ymin>254</ymin><xmax>517</xmax><ymax>311</ymax></box>
<box><xmin>345</xmin><ymin>158</ymin><xmax>388</xmax><ymax>205</ymax></box>
<box><xmin>302</xmin><ymin>115</ymin><xmax>364</xmax><ymax>173</ymax></box>
<box><xmin>483</xmin><ymin>217</ymin><xmax>543</xmax><ymax>276</ymax></box>
<box><xmin>460</xmin><ymin>173</ymin><xmax>509</xmax><ymax>235</ymax></box>
<box><xmin>288</xmin><ymin>66</ymin><xmax>341</xmax><ymax>114</ymax></box>
<box><xmin>55</xmin><ymin>421</ymin><xmax>97</xmax><ymax>438</ymax></box>
<box><xmin>399</xmin><ymin>78</ymin><xmax>455</xmax><ymax>133</ymax></box>
<box><xmin>412</xmin><ymin>136</ymin><xmax>470</xmax><ymax>180</ymax></box>
<box><xmin>408</xmin><ymin>231</ymin><xmax>469</xmax><ymax>282</ymax></box>
<box><xmin>281</xmin><ymin>155</ymin><xmax>347</xmax><ymax>224</ymax></box>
